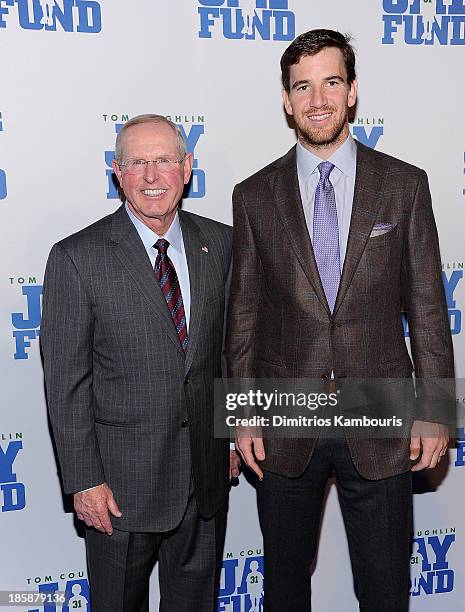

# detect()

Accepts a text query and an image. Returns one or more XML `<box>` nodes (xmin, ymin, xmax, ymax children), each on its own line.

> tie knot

<box><xmin>318</xmin><ymin>161</ymin><xmax>334</xmax><ymax>182</ymax></box>
<box><xmin>154</xmin><ymin>238</ymin><xmax>170</xmax><ymax>254</ymax></box>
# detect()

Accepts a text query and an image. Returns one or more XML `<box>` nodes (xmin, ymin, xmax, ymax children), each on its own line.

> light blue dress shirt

<box><xmin>296</xmin><ymin>134</ymin><xmax>357</xmax><ymax>267</ymax></box>
<box><xmin>125</xmin><ymin>204</ymin><xmax>191</xmax><ymax>330</ymax></box>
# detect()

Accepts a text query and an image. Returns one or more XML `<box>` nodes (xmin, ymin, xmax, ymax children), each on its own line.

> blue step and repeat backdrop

<box><xmin>1</xmin><ymin>1</ymin><xmax>464</xmax><ymax>610</ymax></box>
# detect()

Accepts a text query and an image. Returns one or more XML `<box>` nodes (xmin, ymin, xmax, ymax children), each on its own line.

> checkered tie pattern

<box><xmin>313</xmin><ymin>161</ymin><xmax>341</xmax><ymax>312</ymax></box>
<box><xmin>154</xmin><ymin>239</ymin><xmax>188</xmax><ymax>352</ymax></box>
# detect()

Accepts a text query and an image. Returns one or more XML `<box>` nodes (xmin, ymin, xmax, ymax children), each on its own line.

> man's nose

<box><xmin>309</xmin><ymin>85</ymin><xmax>327</xmax><ymax>108</ymax></box>
<box><xmin>143</xmin><ymin>161</ymin><xmax>160</xmax><ymax>182</ymax></box>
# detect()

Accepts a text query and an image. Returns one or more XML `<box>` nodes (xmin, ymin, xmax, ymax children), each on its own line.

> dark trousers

<box><xmin>85</xmin><ymin>489</ymin><xmax>227</xmax><ymax>612</ymax></box>
<box><xmin>257</xmin><ymin>437</ymin><xmax>412</xmax><ymax>611</ymax></box>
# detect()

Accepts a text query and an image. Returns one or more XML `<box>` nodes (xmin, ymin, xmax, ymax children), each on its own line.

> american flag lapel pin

<box><xmin>202</xmin><ymin>246</ymin><xmax>209</xmax><ymax>253</ymax></box>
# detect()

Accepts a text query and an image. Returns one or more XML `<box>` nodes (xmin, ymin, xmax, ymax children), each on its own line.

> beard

<box><xmin>296</xmin><ymin>106</ymin><xmax>348</xmax><ymax>150</ymax></box>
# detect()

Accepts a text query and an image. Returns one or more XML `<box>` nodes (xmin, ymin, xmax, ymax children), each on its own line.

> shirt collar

<box><xmin>296</xmin><ymin>133</ymin><xmax>357</xmax><ymax>179</ymax></box>
<box><xmin>125</xmin><ymin>203</ymin><xmax>183</xmax><ymax>254</ymax></box>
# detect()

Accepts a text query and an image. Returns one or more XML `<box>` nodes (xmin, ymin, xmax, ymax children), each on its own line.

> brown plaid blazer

<box><xmin>226</xmin><ymin>141</ymin><xmax>454</xmax><ymax>480</ymax></box>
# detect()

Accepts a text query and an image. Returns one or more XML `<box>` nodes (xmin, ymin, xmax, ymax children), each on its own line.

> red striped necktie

<box><xmin>154</xmin><ymin>239</ymin><xmax>188</xmax><ymax>352</ymax></box>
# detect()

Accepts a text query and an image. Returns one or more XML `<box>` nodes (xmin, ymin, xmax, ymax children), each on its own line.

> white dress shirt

<box><xmin>125</xmin><ymin>203</ymin><xmax>191</xmax><ymax>330</ymax></box>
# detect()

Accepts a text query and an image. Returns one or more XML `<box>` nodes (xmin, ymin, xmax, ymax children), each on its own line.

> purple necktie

<box><xmin>313</xmin><ymin>161</ymin><xmax>341</xmax><ymax>312</ymax></box>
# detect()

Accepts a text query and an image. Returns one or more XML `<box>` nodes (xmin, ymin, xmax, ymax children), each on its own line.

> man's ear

<box><xmin>348</xmin><ymin>78</ymin><xmax>358</xmax><ymax>109</ymax></box>
<box><xmin>112</xmin><ymin>159</ymin><xmax>123</xmax><ymax>186</ymax></box>
<box><xmin>282</xmin><ymin>89</ymin><xmax>293</xmax><ymax>116</ymax></box>
<box><xmin>183</xmin><ymin>153</ymin><xmax>194</xmax><ymax>185</ymax></box>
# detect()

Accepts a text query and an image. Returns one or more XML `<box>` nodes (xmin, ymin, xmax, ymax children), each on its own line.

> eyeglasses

<box><xmin>119</xmin><ymin>156</ymin><xmax>185</xmax><ymax>175</ymax></box>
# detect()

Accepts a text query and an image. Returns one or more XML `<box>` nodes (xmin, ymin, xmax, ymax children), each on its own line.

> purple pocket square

<box><xmin>370</xmin><ymin>222</ymin><xmax>396</xmax><ymax>237</ymax></box>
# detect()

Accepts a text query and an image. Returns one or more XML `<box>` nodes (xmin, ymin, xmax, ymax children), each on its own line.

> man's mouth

<box><xmin>307</xmin><ymin>112</ymin><xmax>332</xmax><ymax>122</ymax></box>
<box><xmin>142</xmin><ymin>189</ymin><xmax>167</xmax><ymax>197</ymax></box>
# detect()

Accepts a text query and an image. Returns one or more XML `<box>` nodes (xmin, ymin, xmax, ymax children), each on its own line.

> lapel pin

<box><xmin>202</xmin><ymin>246</ymin><xmax>209</xmax><ymax>253</ymax></box>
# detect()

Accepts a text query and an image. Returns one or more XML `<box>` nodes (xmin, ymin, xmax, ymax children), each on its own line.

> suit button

<box><xmin>181</xmin><ymin>419</ymin><xmax>189</xmax><ymax>428</ymax></box>
<box><xmin>184</xmin><ymin>376</ymin><xmax>190</xmax><ymax>385</ymax></box>
<box><xmin>321</xmin><ymin>374</ymin><xmax>328</xmax><ymax>380</ymax></box>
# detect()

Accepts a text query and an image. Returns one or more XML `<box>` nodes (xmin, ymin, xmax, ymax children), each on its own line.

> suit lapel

<box><xmin>272</xmin><ymin>147</ymin><xmax>330</xmax><ymax>314</ymax></box>
<box><xmin>333</xmin><ymin>142</ymin><xmax>386</xmax><ymax>315</ymax></box>
<box><xmin>110</xmin><ymin>205</ymin><xmax>184</xmax><ymax>357</ymax></box>
<box><xmin>273</xmin><ymin>142</ymin><xmax>387</xmax><ymax>317</ymax></box>
<box><xmin>179</xmin><ymin>211</ymin><xmax>207</xmax><ymax>374</ymax></box>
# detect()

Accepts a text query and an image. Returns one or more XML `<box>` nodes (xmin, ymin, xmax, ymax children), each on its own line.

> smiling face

<box><xmin>113</xmin><ymin>121</ymin><xmax>193</xmax><ymax>235</ymax></box>
<box><xmin>282</xmin><ymin>47</ymin><xmax>357</xmax><ymax>158</ymax></box>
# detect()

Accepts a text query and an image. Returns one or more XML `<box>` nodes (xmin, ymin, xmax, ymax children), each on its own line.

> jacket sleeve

<box><xmin>401</xmin><ymin>170</ymin><xmax>455</xmax><ymax>424</ymax></box>
<box><xmin>225</xmin><ymin>185</ymin><xmax>264</xmax><ymax>379</ymax></box>
<box><xmin>40</xmin><ymin>243</ymin><xmax>105</xmax><ymax>493</ymax></box>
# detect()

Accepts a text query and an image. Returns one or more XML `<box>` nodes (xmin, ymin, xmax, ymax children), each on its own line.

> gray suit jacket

<box><xmin>41</xmin><ymin>205</ymin><xmax>232</xmax><ymax>532</ymax></box>
<box><xmin>226</xmin><ymin>141</ymin><xmax>454</xmax><ymax>480</ymax></box>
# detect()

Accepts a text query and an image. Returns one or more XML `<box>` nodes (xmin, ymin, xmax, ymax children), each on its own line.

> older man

<box><xmin>41</xmin><ymin>114</ymin><xmax>237</xmax><ymax>611</ymax></box>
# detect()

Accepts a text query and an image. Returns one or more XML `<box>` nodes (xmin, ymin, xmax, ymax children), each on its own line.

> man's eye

<box><xmin>297</xmin><ymin>85</ymin><xmax>308</xmax><ymax>92</ymax></box>
<box><xmin>157</xmin><ymin>158</ymin><xmax>170</xmax><ymax>164</ymax></box>
<box><xmin>132</xmin><ymin>159</ymin><xmax>146</xmax><ymax>166</ymax></box>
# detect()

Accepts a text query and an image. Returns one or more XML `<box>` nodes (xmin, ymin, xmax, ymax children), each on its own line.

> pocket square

<box><xmin>370</xmin><ymin>222</ymin><xmax>396</xmax><ymax>238</ymax></box>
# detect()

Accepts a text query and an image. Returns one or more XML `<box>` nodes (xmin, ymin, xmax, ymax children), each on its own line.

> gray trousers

<box><xmin>85</xmin><ymin>489</ymin><xmax>227</xmax><ymax>612</ymax></box>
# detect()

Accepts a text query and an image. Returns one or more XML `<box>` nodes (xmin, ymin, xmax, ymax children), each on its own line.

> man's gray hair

<box><xmin>114</xmin><ymin>114</ymin><xmax>187</xmax><ymax>163</ymax></box>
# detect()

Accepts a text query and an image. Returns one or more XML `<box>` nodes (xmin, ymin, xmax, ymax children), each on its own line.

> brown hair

<box><xmin>281</xmin><ymin>29</ymin><xmax>356</xmax><ymax>92</ymax></box>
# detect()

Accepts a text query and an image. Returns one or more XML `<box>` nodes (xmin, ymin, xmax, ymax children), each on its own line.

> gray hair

<box><xmin>114</xmin><ymin>114</ymin><xmax>187</xmax><ymax>163</ymax></box>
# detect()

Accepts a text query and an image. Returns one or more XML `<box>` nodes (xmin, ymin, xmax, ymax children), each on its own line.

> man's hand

<box><xmin>410</xmin><ymin>420</ymin><xmax>449</xmax><ymax>472</ymax></box>
<box><xmin>74</xmin><ymin>482</ymin><xmax>122</xmax><ymax>535</ymax></box>
<box><xmin>230</xmin><ymin>449</ymin><xmax>241</xmax><ymax>479</ymax></box>
<box><xmin>235</xmin><ymin>428</ymin><xmax>265</xmax><ymax>480</ymax></box>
